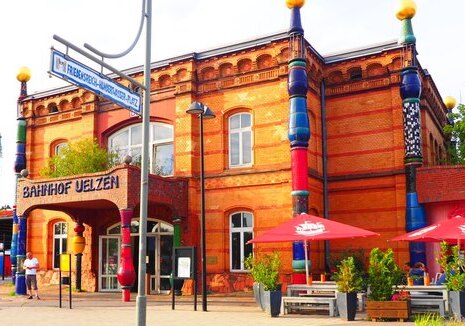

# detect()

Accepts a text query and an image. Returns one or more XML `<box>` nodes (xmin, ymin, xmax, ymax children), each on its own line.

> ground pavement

<box><xmin>0</xmin><ymin>278</ymin><xmax>414</xmax><ymax>326</ymax></box>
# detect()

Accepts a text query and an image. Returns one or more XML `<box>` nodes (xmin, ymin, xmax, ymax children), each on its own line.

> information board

<box><xmin>173</xmin><ymin>247</ymin><xmax>196</xmax><ymax>280</ymax></box>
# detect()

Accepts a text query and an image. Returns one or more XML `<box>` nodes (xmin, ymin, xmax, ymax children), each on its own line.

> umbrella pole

<box><xmin>304</xmin><ymin>240</ymin><xmax>309</xmax><ymax>285</ymax></box>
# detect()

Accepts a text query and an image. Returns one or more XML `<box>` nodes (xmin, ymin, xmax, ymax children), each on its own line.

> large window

<box><xmin>53</xmin><ymin>222</ymin><xmax>68</xmax><ymax>269</ymax></box>
<box><xmin>229</xmin><ymin>113</ymin><xmax>252</xmax><ymax>167</ymax></box>
<box><xmin>230</xmin><ymin>212</ymin><xmax>253</xmax><ymax>271</ymax></box>
<box><xmin>109</xmin><ymin>122</ymin><xmax>174</xmax><ymax>176</ymax></box>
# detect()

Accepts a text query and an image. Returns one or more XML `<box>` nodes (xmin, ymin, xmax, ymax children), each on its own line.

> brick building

<box><xmin>11</xmin><ymin>6</ymin><xmax>454</xmax><ymax>295</ymax></box>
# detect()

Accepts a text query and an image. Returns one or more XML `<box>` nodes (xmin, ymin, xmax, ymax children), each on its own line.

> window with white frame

<box><xmin>109</xmin><ymin>122</ymin><xmax>174</xmax><ymax>176</ymax></box>
<box><xmin>53</xmin><ymin>222</ymin><xmax>68</xmax><ymax>269</ymax></box>
<box><xmin>229</xmin><ymin>113</ymin><xmax>252</xmax><ymax>167</ymax></box>
<box><xmin>230</xmin><ymin>212</ymin><xmax>253</xmax><ymax>271</ymax></box>
<box><xmin>54</xmin><ymin>142</ymin><xmax>68</xmax><ymax>155</ymax></box>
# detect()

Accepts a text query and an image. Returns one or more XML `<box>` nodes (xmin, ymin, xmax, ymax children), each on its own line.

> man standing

<box><xmin>23</xmin><ymin>252</ymin><xmax>40</xmax><ymax>299</ymax></box>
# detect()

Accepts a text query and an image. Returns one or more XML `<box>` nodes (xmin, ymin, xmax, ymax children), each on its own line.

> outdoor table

<box><xmin>287</xmin><ymin>282</ymin><xmax>337</xmax><ymax>297</ymax></box>
<box><xmin>285</xmin><ymin>282</ymin><xmax>366</xmax><ymax>313</ymax></box>
<box><xmin>394</xmin><ymin>285</ymin><xmax>448</xmax><ymax>314</ymax></box>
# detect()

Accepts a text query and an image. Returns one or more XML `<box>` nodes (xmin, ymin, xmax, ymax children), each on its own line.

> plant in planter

<box><xmin>366</xmin><ymin>248</ymin><xmax>408</xmax><ymax>322</ymax></box>
<box><xmin>244</xmin><ymin>251</ymin><xmax>282</xmax><ymax>317</ymax></box>
<box><xmin>333</xmin><ymin>256</ymin><xmax>363</xmax><ymax>321</ymax></box>
<box><xmin>437</xmin><ymin>241</ymin><xmax>465</xmax><ymax>319</ymax></box>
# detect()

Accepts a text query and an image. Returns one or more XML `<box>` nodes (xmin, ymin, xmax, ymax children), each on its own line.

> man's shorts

<box><xmin>26</xmin><ymin>275</ymin><xmax>38</xmax><ymax>290</ymax></box>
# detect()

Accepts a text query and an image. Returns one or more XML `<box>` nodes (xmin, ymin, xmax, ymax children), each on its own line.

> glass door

<box><xmin>156</xmin><ymin>234</ymin><xmax>173</xmax><ymax>293</ymax></box>
<box><xmin>99</xmin><ymin>236</ymin><xmax>120</xmax><ymax>291</ymax></box>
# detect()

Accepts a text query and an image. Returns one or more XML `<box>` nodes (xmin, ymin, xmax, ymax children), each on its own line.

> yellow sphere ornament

<box><xmin>16</xmin><ymin>66</ymin><xmax>31</xmax><ymax>82</ymax></box>
<box><xmin>286</xmin><ymin>0</ymin><xmax>305</xmax><ymax>9</ymax></box>
<box><xmin>444</xmin><ymin>96</ymin><xmax>457</xmax><ymax>110</ymax></box>
<box><xmin>396</xmin><ymin>0</ymin><xmax>417</xmax><ymax>20</ymax></box>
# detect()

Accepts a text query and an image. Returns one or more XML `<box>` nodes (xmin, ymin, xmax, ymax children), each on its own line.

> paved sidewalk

<box><xmin>0</xmin><ymin>278</ymin><xmax>414</xmax><ymax>326</ymax></box>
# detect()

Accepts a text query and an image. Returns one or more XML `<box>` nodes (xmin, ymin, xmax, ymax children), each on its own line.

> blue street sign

<box><xmin>50</xmin><ymin>49</ymin><xmax>141</xmax><ymax>114</ymax></box>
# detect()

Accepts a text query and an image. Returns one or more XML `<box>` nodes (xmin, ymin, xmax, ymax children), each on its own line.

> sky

<box><xmin>0</xmin><ymin>0</ymin><xmax>464</xmax><ymax>206</ymax></box>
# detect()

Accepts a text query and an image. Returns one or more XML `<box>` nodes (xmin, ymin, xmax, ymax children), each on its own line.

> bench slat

<box><xmin>281</xmin><ymin>296</ymin><xmax>338</xmax><ymax>317</ymax></box>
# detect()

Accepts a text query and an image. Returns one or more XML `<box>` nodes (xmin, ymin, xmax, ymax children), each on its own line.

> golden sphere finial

<box><xmin>17</xmin><ymin>66</ymin><xmax>31</xmax><ymax>82</ymax></box>
<box><xmin>286</xmin><ymin>0</ymin><xmax>305</xmax><ymax>9</ymax></box>
<box><xmin>444</xmin><ymin>96</ymin><xmax>457</xmax><ymax>110</ymax></box>
<box><xmin>396</xmin><ymin>0</ymin><xmax>417</xmax><ymax>20</ymax></box>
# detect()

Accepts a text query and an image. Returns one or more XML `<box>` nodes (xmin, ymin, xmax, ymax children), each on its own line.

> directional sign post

<box><xmin>50</xmin><ymin>49</ymin><xmax>142</xmax><ymax>115</ymax></box>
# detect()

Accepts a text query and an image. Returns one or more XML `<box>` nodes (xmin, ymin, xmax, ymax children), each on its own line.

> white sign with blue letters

<box><xmin>50</xmin><ymin>49</ymin><xmax>141</xmax><ymax>114</ymax></box>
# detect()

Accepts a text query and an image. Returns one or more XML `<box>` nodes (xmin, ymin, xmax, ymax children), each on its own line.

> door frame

<box><xmin>99</xmin><ymin>219</ymin><xmax>174</xmax><ymax>293</ymax></box>
<box><xmin>98</xmin><ymin>235</ymin><xmax>121</xmax><ymax>292</ymax></box>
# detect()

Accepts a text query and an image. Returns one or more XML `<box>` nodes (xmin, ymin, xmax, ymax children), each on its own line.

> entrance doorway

<box><xmin>99</xmin><ymin>219</ymin><xmax>174</xmax><ymax>293</ymax></box>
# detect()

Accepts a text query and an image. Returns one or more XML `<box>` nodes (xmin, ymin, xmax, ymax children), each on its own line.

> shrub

<box><xmin>437</xmin><ymin>241</ymin><xmax>465</xmax><ymax>291</ymax></box>
<box><xmin>333</xmin><ymin>256</ymin><xmax>363</xmax><ymax>293</ymax></box>
<box><xmin>244</xmin><ymin>252</ymin><xmax>281</xmax><ymax>291</ymax></box>
<box><xmin>367</xmin><ymin>248</ymin><xmax>402</xmax><ymax>301</ymax></box>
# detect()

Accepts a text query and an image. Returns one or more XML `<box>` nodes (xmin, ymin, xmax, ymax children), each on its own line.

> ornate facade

<box><xmin>12</xmin><ymin>17</ymin><xmax>450</xmax><ymax>294</ymax></box>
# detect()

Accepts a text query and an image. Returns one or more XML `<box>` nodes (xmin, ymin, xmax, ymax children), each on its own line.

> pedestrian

<box><xmin>23</xmin><ymin>251</ymin><xmax>40</xmax><ymax>299</ymax></box>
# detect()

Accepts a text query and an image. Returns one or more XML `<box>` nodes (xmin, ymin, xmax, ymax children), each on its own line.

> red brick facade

<box><xmin>15</xmin><ymin>32</ymin><xmax>451</xmax><ymax>293</ymax></box>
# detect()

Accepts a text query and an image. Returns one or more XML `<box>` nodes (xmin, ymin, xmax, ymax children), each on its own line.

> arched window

<box><xmin>108</xmin><ymin>122</ymin><xmax>174</xmax><ymax>176</ymax></box>
<box><xmin>54</xmin><ymin>142</ymin><xmax>68</xmax><ymax>155</ymax></box>
<box><xmin>53</xmin><ymin>222</ymin><xmax>68</xmax><ymax>269</ymax></box>
<box><xmin>230</xmin><ymin>212</ymin><xmax>253</xmax><ymax>271</ymax></box>
<box><xmin>229</xmin><ymin>113</ymin><xmax>252</xmax><ymax>167</ymax></box>
<box><xmin>348</xmin><ymin>67</ymin><xmax>362</xmax><ymax>80</ymax></box>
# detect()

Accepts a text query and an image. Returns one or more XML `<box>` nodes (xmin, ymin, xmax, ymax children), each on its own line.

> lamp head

<box><xmin>202</xmin><ymin>106</ymin><xmax>216</xmax><ymax>119</ymax></box>
<box><xmin>186</xmin><ymin>101</ymin><xmax>216</xmax><ymax>119</ymax></box>
<box><xmin>186</xmin><ymin>101</ymin><xmax>205</xmax><ymax>115</ymax></box>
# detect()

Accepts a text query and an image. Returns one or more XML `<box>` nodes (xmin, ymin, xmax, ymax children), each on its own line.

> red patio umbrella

<box><xmin>391</xmin><ymin>216</ymin><xmax>465</xmax><ymax>244</ymax></box>
<box><xmin>247</xmin><ymin>213</ymin><xmax>379</xmax><ymax>283</ymax></box>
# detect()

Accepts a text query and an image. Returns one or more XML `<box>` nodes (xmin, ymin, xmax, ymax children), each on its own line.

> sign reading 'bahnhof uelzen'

<box><xmin>22</xmin><ymin>175</ymin><xmax>119</xmax><ymax>198</ymax></box>
<box><xmin>50</xmin><ymin>49</ymin><xmax>141</xmax><ymax>114</ymax></box>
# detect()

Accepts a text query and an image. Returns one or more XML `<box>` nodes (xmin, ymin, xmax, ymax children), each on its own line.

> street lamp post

<box><xmin>186</xmin><ymin>102</ymin><xmax>215</xmax><ymax>312</ymax></box>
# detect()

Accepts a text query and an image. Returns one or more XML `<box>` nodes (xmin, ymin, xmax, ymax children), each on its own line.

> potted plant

<box><xmin>366</xmin><ymin>248</ymin><xmax>408</xmax><ymax>321</ymax></box>
<box><xmin>437</xmin><ymin>241</ymin><xmax>465</xmax><ymax>319</ymax></box>
<box><xmin>333</xmin><ymin>256</ymin><xmax>363</xmax><ymax>321</ymax></box>
<box><xmin>244</xmin><ymin>251</ymin><xmax>282</xmax><ymax>317</ymax></box>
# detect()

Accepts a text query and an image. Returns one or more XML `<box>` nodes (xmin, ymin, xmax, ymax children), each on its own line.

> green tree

<box><xmin>40</xmin><ymin>138</ymin><xmax>118</xmax><ymax>178</ymax></box>
<box><xmin>444</xmin><ymin>103</ymin><xmax>465</xmax><ymax>164</ymax></box>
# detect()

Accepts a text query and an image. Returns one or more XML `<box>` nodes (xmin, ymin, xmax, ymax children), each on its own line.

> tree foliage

<box><xmin>40</xmin><ymin>138</ymin><xmax>118</xmax><ymax>178</ymax></box>
<box><xmin>444</xmin><ymin>103</ymin><xmax>465</xmax><ymax>164</ymax></box>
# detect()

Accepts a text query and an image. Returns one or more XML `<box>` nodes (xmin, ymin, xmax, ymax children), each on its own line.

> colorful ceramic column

<box><xmin>396</xmin><ymin>0</ymin><xmax>426</xmax><ymax>265</ymax></box>
<box><xmin>286</xmin><ymin>0</ymin><xmax>310</xmax><ymax>284</ymax></box>
<box><xmin>117</xmin><ymin>208</ymin><xmax>136</xmax><ymax>302</ymax></box>
<box><xmin>72</xmin><ymin>223</ymin><xmax>85</xmax><ymax>291</ymax></box>
<box><xmin>13</xmin><ymin>67</ymin><xmax>30</xmax><ymax>294</ymax></box>
<box><xmin>10</xmin><ymin>209</ymin><xmax>18</xmax><ymax>285</ymax></box>
<box><xmin>15</xmin><ymin>214</ymin><xmax>27</xmax><ymax>295</ymax></box>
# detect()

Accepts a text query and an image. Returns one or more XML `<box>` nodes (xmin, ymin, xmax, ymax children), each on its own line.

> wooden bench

<box><xmin>281</xmin><ymin>296</ymin><xmax>338</xmax><ymax>317</ymax></box>
<box><xmin>410</xmin><ymin>298</ymin><xmax>446</xmax><ymax>317</ymax></box>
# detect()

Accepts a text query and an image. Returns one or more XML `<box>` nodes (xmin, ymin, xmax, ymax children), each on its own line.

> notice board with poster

<box><xmin>172</xmin><ymin>246</ymin><xmax>197</xmax><ymax>310</ymax></box>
